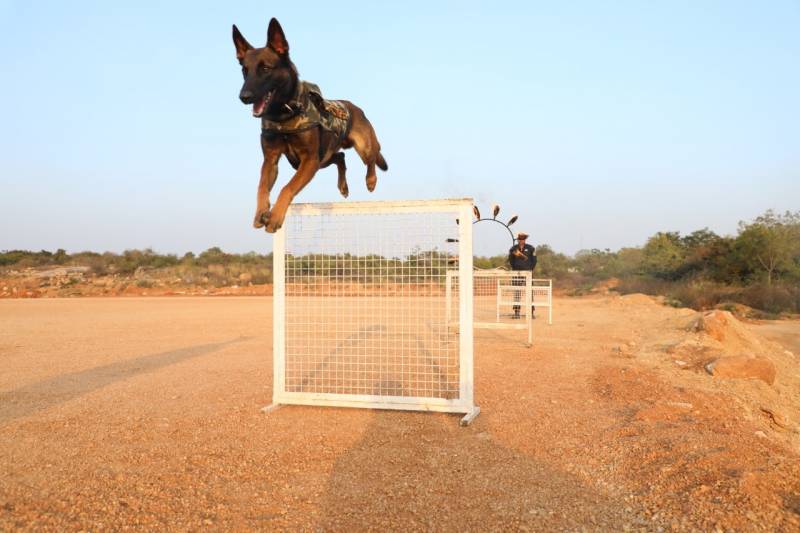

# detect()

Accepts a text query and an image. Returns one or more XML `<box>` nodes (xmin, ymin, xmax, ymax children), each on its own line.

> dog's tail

<box><xmin>376</xmin><ymin>152</ymin><xmax>388</xmax><ymax>171</ymax></box>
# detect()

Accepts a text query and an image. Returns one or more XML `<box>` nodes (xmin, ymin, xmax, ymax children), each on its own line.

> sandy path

<box><xmin>752</xmin><ymin>320</ymin><xmax>800</xmax><ymax>355</ymax></box>
<box><xmin>1</xmin><ymin>297</ymin><xmax>798</xmax><ymax>531</ymax></box>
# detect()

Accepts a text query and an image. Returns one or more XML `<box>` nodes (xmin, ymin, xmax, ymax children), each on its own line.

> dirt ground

<box><xmin>755</xmin><ymin>321</ymin><xmax>800</xmax><ymax>355</ymax></box>
<box><xmin>1</xmin><ymin>295</ymin><xmax>799</xmax><ymax>531</ymax></box>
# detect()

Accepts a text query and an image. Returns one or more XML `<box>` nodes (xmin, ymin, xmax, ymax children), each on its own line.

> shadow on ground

<box><xmin>0</xmin><ymin>337</ymin><xmax>249</xmax><ymax>424</ymax></box>
<box><xmin>312</xmin><ymin>409</ymin><xmax>651</xmax><ymax>530</ymax></box>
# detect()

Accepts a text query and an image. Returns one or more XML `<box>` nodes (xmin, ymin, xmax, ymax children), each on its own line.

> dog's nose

<box><xmin>239</xmin><ymin>90</ymin><xmax>254</xmax><ymax>104</ymax></box>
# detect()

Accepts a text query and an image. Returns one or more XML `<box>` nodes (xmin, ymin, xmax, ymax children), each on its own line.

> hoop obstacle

<box><xmin>468</xmin><ymin>204</ymin><xmax>553</xmax><ymax>330</ymax></box>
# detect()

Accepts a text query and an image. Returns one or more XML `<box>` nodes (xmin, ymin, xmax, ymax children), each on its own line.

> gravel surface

<box><xmin>1</xmin><ymin>296</ymin><xmax>798</xmax><ymax>531</ymax></box>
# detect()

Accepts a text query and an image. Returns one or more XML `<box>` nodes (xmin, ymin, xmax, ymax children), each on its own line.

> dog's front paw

<box><xmin>253</xmin><ymin>209</ymin><xmax>271</xmax><ymax>229</ymax></box>
<box><xmin>265</xmin><ymin>219</ymin><xmax>283</xmax><ymax>233</ymax></box>
<box><xmin>265</xmin><ymin>210</ymin><xmax>285</xmax><ymax>233</ymax></box>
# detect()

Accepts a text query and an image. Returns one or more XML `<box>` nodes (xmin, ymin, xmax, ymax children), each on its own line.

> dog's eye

<box><xmin>260</xmin><ymin>64</ymin><xmax>272</xmax><ymax>73</ymax></box>
<box><xmin>241</xmin><ymin>66</ymin><xmax>248</xmax><ymax>78</ymax></box>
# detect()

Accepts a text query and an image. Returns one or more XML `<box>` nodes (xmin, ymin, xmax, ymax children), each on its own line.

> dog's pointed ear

<box><xmin>232</xmin><ymin>24</ymin><xmax>252</xmax><ymax>64</ymax></box>
<box><xmin>266</xmin><ymin>18</ymin><xmax>289</xmax><ymax>55</ymax></box>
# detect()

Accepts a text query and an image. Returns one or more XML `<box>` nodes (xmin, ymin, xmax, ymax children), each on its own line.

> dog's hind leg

<box><xmin>342</xmin><ymin>102</ymin><xmax>386</xmax><ymax>193</ymax></box>
<box><xmin>364</xmin><ymin>160</ymin><xmax>377</xmax><ymax>193</ymax></box>
<box><xmin>350</xmin><ymin>133</ymin><xmax>380</xmax><ymax>192</ymax></box>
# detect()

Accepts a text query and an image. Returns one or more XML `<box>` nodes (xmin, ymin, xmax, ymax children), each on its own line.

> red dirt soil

<box><xmin>0</xmin><ymin>295</ymin><xmax>798</xmax><ymax>531</ymax></box>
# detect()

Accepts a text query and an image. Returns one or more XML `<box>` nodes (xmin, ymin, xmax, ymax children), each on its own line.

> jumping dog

<box><xmin>233</xmin><ymin>18</ymin><xmax>388</xmax><ymax>233</ymax></box>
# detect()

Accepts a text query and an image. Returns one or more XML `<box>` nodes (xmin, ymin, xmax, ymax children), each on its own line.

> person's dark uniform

<box><xmin>508</xmin><ymin>233</ymin><xmax>537</xmax><ymax>318</ymax></box>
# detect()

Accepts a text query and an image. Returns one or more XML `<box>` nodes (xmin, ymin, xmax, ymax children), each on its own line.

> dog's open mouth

<box><xmin>252</xmin><ymin>91</ymin><xmax>274</xmax><ymax>117</ymax></box>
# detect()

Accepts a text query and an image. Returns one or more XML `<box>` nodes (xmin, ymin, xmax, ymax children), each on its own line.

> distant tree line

<box><xmin>0</xmin><ymin>247</ymin><xmax>271</xmax><ymax>274</ymax></box>
<box><xmin>2</xmin><ymin>210</ymin><xmax>798</xmax><ymax>313</ymax></box>
<box><xmin>560</xmin><ymin>210</ymin><xmax>800</xmax><ymax>314</ymax></box>
<box><xmin>458</xmin><ymin>210</ymin><xmax>799</xmax><ymax>314</ymax></box>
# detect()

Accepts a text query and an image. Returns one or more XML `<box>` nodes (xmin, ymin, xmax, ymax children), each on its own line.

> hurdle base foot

<box><xmin>459</xmin><ymin>406</ymin><xmax>481</xmax><ymax>426</ymax></box>
<box><xmin>261</xmin><ymin>403</ymin><xmax>283</xmax><ymax>414</ymax></box>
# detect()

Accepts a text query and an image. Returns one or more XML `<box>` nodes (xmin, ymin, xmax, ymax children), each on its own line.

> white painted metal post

<box><xmin>271</xmin><ymin>225</ymin><xmax>286</xmax><ymax>406</ymax></box>
<box><xmin>495</xmin><ymin>278</ymin><xmax>500</xmax><ymax>322</ymax></box>
<box><xmin>525</xmin><ymin>271</ymin><xmax>532</xmax><ymax>347</ymax></box>
<box><xmin>458</xmin><ymin>202</ymin><xmax>475</xmax><ymax>413</ymax></box>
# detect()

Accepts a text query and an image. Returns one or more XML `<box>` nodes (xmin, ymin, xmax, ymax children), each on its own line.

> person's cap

<box><xmin>517</xmin><ymin>232</ymin><xmax>529</xmax><ymax>240</ymax></box>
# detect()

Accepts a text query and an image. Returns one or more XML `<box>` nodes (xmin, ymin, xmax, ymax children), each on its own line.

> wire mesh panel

<box><xmin>532</xmin><ymin>279</ymin><xmax>554</xmax><ymax>325</ymax></box>
<box><xmin>447</xmin><ymin>270</ymin><xmax>532</xmax><ymax>346</ymax></box>
<box><xmin>272</xmin><ymin>199</ymin><xmax>478</xmax><ymax>422</ymax></box>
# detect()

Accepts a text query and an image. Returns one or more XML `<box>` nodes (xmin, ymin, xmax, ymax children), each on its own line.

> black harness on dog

<box><xmin>261</xmin><ymin>81</ymin><xmax>351</xmax><ymax>162</ymax></box>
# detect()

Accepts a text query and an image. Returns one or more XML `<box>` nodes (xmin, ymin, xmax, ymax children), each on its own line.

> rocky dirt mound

<box><xmin>619</xmin><ymin>305</ymin><xmax>800</xmax><ymax>453</ymax></box>
<box><xmin>596</xmin><ymin>295</ymin><xmax>799</xmax><ymax>449</ymax></box>
<box><xmin>618</xmin><ymin>292</ymin><xmax>660</xmax><ymax>306</ymax></box>
<box><xmin>691</xmin><ymin>310</ymin><xmax>768</xmax><ymax>351</ymax></box>
<box><xmin>689</xmin><ymin>310</ymin><xmax>777</xmax><ymax>385</ymax></box>
<box><xmin>713</xmin><ymin>301</ymin><xmax>761</xmax><ymax>319</ymax></box>
<box><xmin>705</xmin><ymin>356</ymin><xmax>776</xmax><ymax>385</ymax></box>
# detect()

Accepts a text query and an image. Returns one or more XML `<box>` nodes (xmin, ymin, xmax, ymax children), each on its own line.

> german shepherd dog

<box><xmin>233</xmin><ymin>18</ymin><xmax>388</xmax><ymax>233</ymax></box>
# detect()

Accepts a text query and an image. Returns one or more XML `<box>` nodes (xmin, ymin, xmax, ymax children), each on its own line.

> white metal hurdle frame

<box><xmin>268</xmin><ymin>198</ymin><xmax>479</xmax><ymax>426</ymax></box>
<box><xmin>532</xmin><ymin>279</ymin><xmax>553</xmax><ymax>325</ymax></box>
<box><xmin>492</xmin><ymin>276</ymin><xmax>553</xmax><ymax>327</ymax></box>
<box><xmin>447</xmin><ymin>270</ymin><xmax>533</xmax><ymax>347</ymax></box>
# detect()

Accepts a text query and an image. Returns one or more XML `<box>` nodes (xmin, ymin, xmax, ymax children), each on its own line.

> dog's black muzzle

<box><xmin>239</xmin><ymin>89</ymin><xmax>255</xmax><ymax>104</ymax></box>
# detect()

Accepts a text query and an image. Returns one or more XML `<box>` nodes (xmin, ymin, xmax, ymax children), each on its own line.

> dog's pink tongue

<box><xmin>253</xmin><ymin>97</ymin><xmax>266</xmax><ymax>117</ymax></box>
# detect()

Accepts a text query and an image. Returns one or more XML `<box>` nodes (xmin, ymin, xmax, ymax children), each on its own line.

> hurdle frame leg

<box><xmin>460</xmin><ymin>406</ymin><xmax>481</xmax><ymax>426</ymax></box>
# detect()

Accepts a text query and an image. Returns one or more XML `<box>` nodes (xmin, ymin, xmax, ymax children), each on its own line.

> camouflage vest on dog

<box><xmin>261</xmin><ymin>81</ymin><xmax>351</xmax><ymax>147</ymax></box>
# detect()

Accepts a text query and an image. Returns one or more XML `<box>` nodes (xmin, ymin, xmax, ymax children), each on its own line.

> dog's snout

<box><xmin>239</xmin><ymin>90</ymin><xmax>254</xmax><ymax>104</ymax></box>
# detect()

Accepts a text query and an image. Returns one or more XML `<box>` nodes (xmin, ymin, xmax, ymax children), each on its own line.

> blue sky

<box><xmin>1</xmin><ymin>1</ymin><xmax>798</xmax><ymax>256</ymax></box>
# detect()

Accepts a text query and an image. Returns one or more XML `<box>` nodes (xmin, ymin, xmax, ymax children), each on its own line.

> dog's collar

<box><xmin>261</xmin><ymin>81</ymin><xmax>323</xmax><ymax>134</ymax></box>
<box><xmin>262</xmin><ymin>79</ymin><xmax>312</xmax><ymax>123</ymax></box>
<box><xmin>266</xmin><ymin>104</ymin><xmax>300</xmax><ymax>122</ymax></box>
<box><xmin>265</xmin><ymin>82</ymin><xmax>304</xmax><ymax>122</ymax></box>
